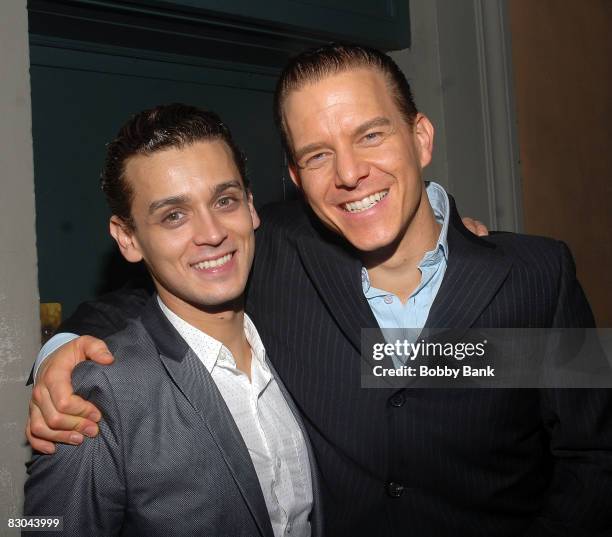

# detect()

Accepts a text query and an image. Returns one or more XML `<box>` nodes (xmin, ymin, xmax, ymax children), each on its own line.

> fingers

<box><xmin>37</xmin><ymin>336</ymin><xmax>106</xmax><ymax>422</ymax></box>
<box><xmin>461</xmin><ymin>217</ymin><xmax>489</xmax><ymax>237</ymax></box>
<box><xmin>26</xmin><ymin>400</ymin><xmax>88</xmax><ymax>453</ymax></box>
<box><xmin>74</xmin><ymin>335</ymin><xmax>114</xmax><ymax>365</ymax></box>
<box><xmin>31</xmin><ymin>382</ymin><xmax>99</xmax><ymax>438</ymax></box>
<box><xmin>29</xmin><ymin>336</ymin><xmax>107</xmax><ymax>445</ymax></box>
<box><xmin>473</xmin><ymin>220</ymin><xmax>489</xmax><ymax>236</ymax></box>
<box><xmin>26</xmin><ymin>409</ymin><xmax>56</xmax><ymax>455</ymax></box>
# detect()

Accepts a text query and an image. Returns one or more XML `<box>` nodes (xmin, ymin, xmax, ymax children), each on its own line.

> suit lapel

<box><xmin>295</xmin><ymin>229</ymin><xmax>400</xmax><ymax>380</ymax></box>
<box><xmin>426</xmin><ymin>198</ymin><xmax>512</xmax><ymax>328</ymax></box>
<box><xmin>141</xmin><ymin>299</ymin><xmax>274</xmax><ymax>537</ymax></box>
<box><xmin>295</xmin><ymin>228</ymin><xmax>379</xmax><ymax>353</ymax></box>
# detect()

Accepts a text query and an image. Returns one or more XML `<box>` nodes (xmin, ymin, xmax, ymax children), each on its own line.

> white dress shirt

<box><xmin>158</xmin><ymin>297</ymin><xmax>313</xmax><ymax>537</ymax></box>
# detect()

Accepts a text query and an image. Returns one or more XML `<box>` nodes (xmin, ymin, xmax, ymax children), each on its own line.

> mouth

<box><xmin>191</xmin><ymin>252</ymin><xmax>234</xmax><ymax>270</ymax></box>
<box><xmin>342</xmin><ymin>190</ymin><xmax>389</xmax><ymax>213</ymax></box>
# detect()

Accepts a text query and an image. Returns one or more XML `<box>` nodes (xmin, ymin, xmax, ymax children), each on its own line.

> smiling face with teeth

<box><xmin>283</xmin><ymin>67</ymin><xmax>437</xmax><ymax>263</ymax></box>
<box><xmin>110</xmin><ymin>140</ymin><xmax>259</xmax><ymax>322</ymax></box>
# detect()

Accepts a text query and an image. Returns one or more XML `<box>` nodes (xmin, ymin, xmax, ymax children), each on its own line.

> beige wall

<box><xmin>0</xmin><ymin>0</ymin><xmax>39</xmax><ymax>533</ymax></box>
<box><xmin>509</xmin><ymin>0</ymin><xmax>612</xmax><ymax>325</ymax></box>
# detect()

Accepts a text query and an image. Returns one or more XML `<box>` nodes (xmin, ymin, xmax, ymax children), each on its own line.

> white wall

<box><xmin>391</xmin><ymin>0</ymin><xmax>522</xmax><ymax>231</ymax></box>
<box><xmin>0</xmin><ymin>0</ymin><xmax>39</xmax><ymax>533</ymax></box>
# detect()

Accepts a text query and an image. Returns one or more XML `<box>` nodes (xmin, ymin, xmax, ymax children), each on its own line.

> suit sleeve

<box><xmin>24</xmin><ymin>362</ymin><xmax>126</xmax><ymax>536</ymax></box>
<box><xmin>524</xmin><ymin>242</ymin><xmax>612</xmax><ymax>536</ymax></box>
<box><xmin>26</xmin><ymin>285</ymin><xmax>151</xmax><ymax>385</ymax></box>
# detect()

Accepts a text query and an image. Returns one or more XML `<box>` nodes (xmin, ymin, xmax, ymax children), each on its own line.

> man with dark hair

<box><xmin>100</xmin><ymin>104</ymin><xmax>249</xmax><ymax>228</ymax></box>
<box><xmin>24</xmin><ymin>103</ymin><xmax>321</xmax><ymax>537</ymax></box>
<box><xmin>27</xmin><ymin>44</ymin><xmax>612</xmax><ymax>536</ymax></box>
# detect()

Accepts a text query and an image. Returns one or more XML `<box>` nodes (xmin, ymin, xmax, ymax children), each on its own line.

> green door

<box><xmin>30</xmin><ymin>40</ymin><xmax>285</xmax><ymax>317</ymax></box>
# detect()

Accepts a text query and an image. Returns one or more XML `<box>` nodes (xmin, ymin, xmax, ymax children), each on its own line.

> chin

<box><xmin>342</xmin><ymin>229</ymin><xmax>397</xmax><ymax>253</ymax></box>
<box><xmin>175</xmin><ymin>280</ymin><xmax>245</xmax><ymax>309</ymax></box>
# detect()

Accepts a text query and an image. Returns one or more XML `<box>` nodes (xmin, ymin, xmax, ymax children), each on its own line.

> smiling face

<box><xmin>283</xmin><ymin>67</ymin><xmax>434</xmax><ymax>256</ymax></box>
<box><xmin>110</xmin><ymin>140</ymin><xmax>259</xmax><ymax>318</ymax></box>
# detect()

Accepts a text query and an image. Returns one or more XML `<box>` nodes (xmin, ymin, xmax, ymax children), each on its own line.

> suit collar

<box><xmin>140</xmin><ymin>297</ymin><xmax>274</xmax><ymax>537</ymax></box>
<box><xmin>425</xmin><ymin>196</ymin><xmax>511</xmax><ymax>327</ymax></box>
<box><xmin>140</xmin><ymin>295</ymin><xmax>190</xmax><ymax>361</ymax></box>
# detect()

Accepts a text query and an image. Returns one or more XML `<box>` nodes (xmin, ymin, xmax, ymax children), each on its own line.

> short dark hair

<box><xmin>274</xmin><ymin>43</ymin><xmax>418</xmax><ymax>165</ymax></box>
<box><xmin>101</xmin><ymin>103</ymin><xmax>247</xmax><ymax>229</ymax></box>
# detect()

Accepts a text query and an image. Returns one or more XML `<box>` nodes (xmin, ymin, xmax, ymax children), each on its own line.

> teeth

<box><xmin>343</xmin><ymin>190</ymin><xmax>388</xmax><ymax>213</ymax></box>
<box><xmin>193</xmin><ymin>253</ymin><xmax>232</xmax><ymax>270</ymax></box>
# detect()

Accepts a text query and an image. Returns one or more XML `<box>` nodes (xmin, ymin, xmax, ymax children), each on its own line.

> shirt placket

<box><xmin>253</xmin><ymin>362</ymin><xmax>291</xmax><ymax>533</ymax></box>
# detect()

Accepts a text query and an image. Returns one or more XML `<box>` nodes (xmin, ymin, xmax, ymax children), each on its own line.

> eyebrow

<box><xmin>147</xmin><ymin>180</ymin><xmax>244</xmax><ymax>215</ymax></box>
<box><xmin>293</xmin><ymin>116</ymin><xmax>392</xmax><ymax>163</ymax></box>
<box><xmin>294</xmin><ymin>142</ymin><xmax>327</xmax><ymax>164</ymax></box>
<box><xmin>211</xmin><ymin>180</ymin><xmax>244</xmax><ymax>196</ymax></box>
<box><xmin>148</xmin><ymin>195</ymin><xmax>190</xmax><ymax>215</ymax></box>
<box><xmin>353</xmin><ymin>116</ymin><xmax>391</xmax><ymax>137</ymax></box>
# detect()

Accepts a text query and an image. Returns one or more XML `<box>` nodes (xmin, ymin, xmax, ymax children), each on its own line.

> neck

<box><xmin>157</xmin><ymin>289</ymin><xmax>252</xmax><ymax>375</ymax></box>
<box><xmin>362</xmin><ymin>189</ymin><xmax>440</xmax><ymax>302</ymax></box>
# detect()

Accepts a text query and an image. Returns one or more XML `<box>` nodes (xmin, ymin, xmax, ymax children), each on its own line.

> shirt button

<box><xmin>384</xmin><ymin>295</ymin><xmax>393</xmax><ymax>304</ymax></box>
<box><xmin>389</xmin><ymin>392</ymin><xmax>406</xmax><ymax>407</ymax></box>
<box><xmin>386</xmin><ymin>481</ymin><xmax>405</xmax><ymax>498</ymax></box>
<box><xmin>276</xmin><ymin>457</ymin><xmax>282</xmax><ymax>469</ymax></box>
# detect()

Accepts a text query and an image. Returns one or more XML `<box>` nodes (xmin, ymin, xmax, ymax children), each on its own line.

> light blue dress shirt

<box><xmin>362</xmin><ymin>181</ymin><xmax>450</xmax><ymax>366</ymax></box>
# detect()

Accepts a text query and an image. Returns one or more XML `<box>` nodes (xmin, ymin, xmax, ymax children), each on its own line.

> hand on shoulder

<box><xmin>26</xmin><ymin>335</ymin><xmax>114</xmax><ymax>453</ymax></box>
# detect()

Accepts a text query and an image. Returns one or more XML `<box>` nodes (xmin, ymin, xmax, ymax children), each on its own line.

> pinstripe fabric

<box><xmin>25</xmin><ymin>297</ymin><xmax>324</xmax><ymax>537</ymax></box>
<box><xmin>42</xmin><ymin>198</ymin><xmax>612</xmax><ymax>536</ymax></box>
<box><xmin>246</xmin><ymin>198</ymin><xmax>612</xmax><ymax>537</ymax></box>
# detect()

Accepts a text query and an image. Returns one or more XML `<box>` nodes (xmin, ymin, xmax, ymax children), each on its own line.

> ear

<box><xmin>247</xmin><ymin>191</ymin><xmax>261</xmax><ymax>230</ymax></box>
<box><xmin>288</xmin><ymin>162</ymin><xmax>302</xmax><ymax>190</ymax></box>
<box><xmin>109</xmin><ymin>215</ymin><xmax>143</xmax><ymax>263</ymax></box>
<box><xmin>413</xmin><ymin>113</ymin><xmax>435</xmax><ymax>169</ymax></box>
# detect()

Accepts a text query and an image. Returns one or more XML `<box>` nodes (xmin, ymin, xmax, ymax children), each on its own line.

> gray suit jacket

<box><xmin>24</xmin><ymin>297</ymin><xmax>323</xmax><ymax>537</ymax></box>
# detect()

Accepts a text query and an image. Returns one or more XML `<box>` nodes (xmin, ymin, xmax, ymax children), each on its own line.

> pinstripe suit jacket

<box><xmin>24</xmin><ymin>297</ymin><xmax>324</xmax><ymax>537</ymax></box>
<box><xmin>245</xmin><ymin>198</ymin><xmax>612</xmax><ymax>537</ymax></box>
<box><xmin>46</xmin><ymin>197</ymin><xmax>611</xmax><ymax>537</ymax></box>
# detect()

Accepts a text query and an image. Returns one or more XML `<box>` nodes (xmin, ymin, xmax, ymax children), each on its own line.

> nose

<box><xmin>192</xmin><ymin>210</ymin><xmax>228</xmax><ymax>247</ymax></box>
<box><xmin>335</xmin><ymin>145</ymin><xmax>369</xmax><ymax>188</ymax></box>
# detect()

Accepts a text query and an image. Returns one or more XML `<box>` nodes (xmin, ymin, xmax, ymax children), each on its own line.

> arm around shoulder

<box><xmin>25</xmin><ymin>287</ymin><xmax>151</xmax><ymax>448</ymax></box>
<box><xmin>24</xmin><ymin>361</ymin><xmax>126</xmax><ymax>536</ymax></box>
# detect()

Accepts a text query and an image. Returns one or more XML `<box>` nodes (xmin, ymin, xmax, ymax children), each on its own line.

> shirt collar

<box><xmin>426</xmin><ymin>181</ymin><xmax>450</xmax><ymax>260</ymax></box>
<box><xmin>361</xmin><ymin>181</ymin><xmax>450</xmax><ymax>296</ymax></box>
<box><xmin>157</xmin><ymin>295</ymin><xmax>268</xmax><ymax>373</ymax></box>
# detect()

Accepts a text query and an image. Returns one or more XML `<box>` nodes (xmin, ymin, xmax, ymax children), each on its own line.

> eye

<box><xmin>304</xmin><ymin>152</ymin><xmax>331</xmax><ymax>169</ymax></box>
<box><xmin>362</xmin><ymin>132</ymin><xmax>383</xmax><ymax>144</ymax></box>
<box><xmin>216</xmin><ymin>196</ymin><xmax>238</xmax><ymax>209</ymax></box>
<box><xmin>162</xmin><ymin>210</ymin><xmax>186</xmax><ymax>226</ymax></box>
